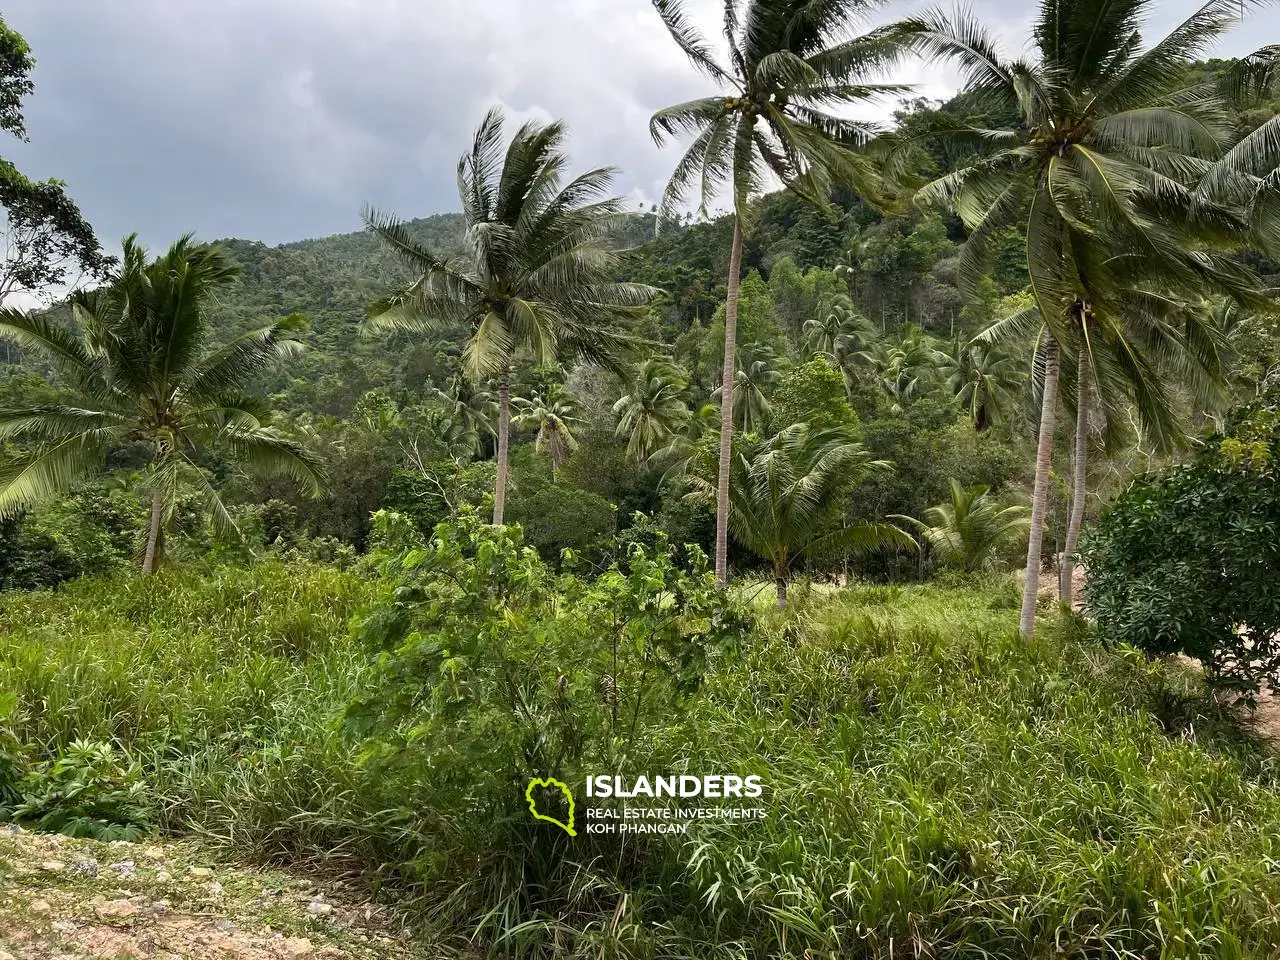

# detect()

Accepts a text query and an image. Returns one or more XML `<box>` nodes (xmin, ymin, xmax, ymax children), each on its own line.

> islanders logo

<box><xmin>525</xmin><ymin>777</ymin><xmax>576</xmax><ymax>836</ymax></box>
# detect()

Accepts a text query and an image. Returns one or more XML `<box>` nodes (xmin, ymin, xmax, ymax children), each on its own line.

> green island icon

<box><xmin>526</xmin><ymin>777</ymin><xmax>576</xmax><ymax>836</ymax></box>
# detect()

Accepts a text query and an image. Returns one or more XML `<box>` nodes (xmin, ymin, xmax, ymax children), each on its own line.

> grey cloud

<box><xmin>2</xmin><ymin>0</ymin><xmax>1277</xmax><ymax>253</ymax></box>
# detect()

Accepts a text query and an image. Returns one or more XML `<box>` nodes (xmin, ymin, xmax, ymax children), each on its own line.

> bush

<box><xmin>345</xmin><ymin>511</ymin><xmax>749</xmax><ymax>936</ymax></box>
<box><xmin>1082</xmin><ymin>394</ymin><xmax>1280</xmax><ymax>700</ymax></box>
<box><xmin>5</xmin><ymin>739</ymin><xmax>152</xmax><ymax>841</ymax></box>
<box><xmin>508</xmin><ymin>482</ymin><xmax>617</xmax><ymax>566</ymax></box>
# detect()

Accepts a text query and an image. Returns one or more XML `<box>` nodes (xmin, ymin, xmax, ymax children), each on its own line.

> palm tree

<box><xmin>649</xmin><ymin>0</ymin><xmax>911</xmax><ymax>585</ymax></box>
<box><xmin>363</xmin><ymin>107</ymin><xmax>653</xmax><ymax>525</ymax></box>
<box><xmin>896</xmin><ymin>479</ymin><xmax>1029</xmax><ymax>574</ymax></box>
<box><xmin>654</xmin><ymin>401</ymin><xmax>721</xmax><ymax>483</ymax></box>
<box><xmin>804</xmin><ymin>294</ymin><xmax>875</xmax><ymax>363</ymax></box>
<box><xmin>613</xmin><ymin>357</ymin><xmax>691</xmax><ymax>465</ymax></box>
<box><xmin>937</xmin><ymin>336</ymin><xmax>1023</xmax><ymax>431</ymax></box>
<box><xmin>713</xmin><ymin>344</ymin><xmax>784</xmax><ymax>433</ymax></box>
<box><xmin>433</xmin><ymin>373</ymin><xmax>497</xmax><ymax>458</ymax></box>
<box><xmin>512</xmin><ymin>391</ymin><xmax>582</xmax><ymax>479</ymax></box>
<box><xmin>902</xmin><ymin>0</ymin><xmax>1276</xmax><ymax>636</ymax></box>
<box><xmin>856</xmin><ymin>326</ymin><xmax>941</xmax><ymax>410</ymax></box>
<box><xmin>688</xmin><ymin>423</ymin><xmax>912</xmax><ymax>607</ymax></box>
<box><xmin>0</xmin><ymin>234</ymin><xmax>324</xmax><ymax>573</ymax></box>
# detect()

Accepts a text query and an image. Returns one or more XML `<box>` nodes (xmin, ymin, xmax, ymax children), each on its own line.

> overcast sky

<box><xmin>3</xmin><ymin>0</ymin><xmax>1277</xmax><ymax>252</ymax></box>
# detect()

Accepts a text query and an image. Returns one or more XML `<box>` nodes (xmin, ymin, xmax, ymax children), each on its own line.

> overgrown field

<box><xmin>2</xmin><ymin>557</ymin><xmax>1279</xmax><ymax>958</ymax></box>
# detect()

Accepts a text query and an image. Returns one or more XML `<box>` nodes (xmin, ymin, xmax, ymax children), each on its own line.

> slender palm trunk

<box><xmin>715</xmin><ymin>219</ymin><xmax>744</xmax><ymax>586</ymax></box>
<box><xmin>1019</xmin><ymin>337</ymin><xmax>1061</xmax><ymax>639</ymax></box>
<box><xmin>142</xmin><ymin>486</ymin><xmax>165</xmax><ymax>575</ymax></box>
<box><xmin>1060</xmin><ymin>350</ymin><xmax>1090</xmax><ymax>604</ymax></box>
<box><xmin>775</xmin><ymin>576</ymin><xmax>788</xmax><ymax>610</ymax></box>
<box><xmin>493</xmin><ymin>362</ymin><xmax>511</xmax><ymax>526</ymax></box>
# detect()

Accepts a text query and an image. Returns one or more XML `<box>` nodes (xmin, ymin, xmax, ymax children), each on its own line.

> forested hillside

<box><xmin>4</xmin><ymin>65</ymin><xmax>1278</xmax><ymax>588</ymax></box>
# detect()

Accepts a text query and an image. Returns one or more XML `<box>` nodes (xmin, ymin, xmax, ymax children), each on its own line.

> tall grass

<box><xmin>2</xmin><ymin>564</ymin><xmax>1278</xmax><ymax>957</ymax></box>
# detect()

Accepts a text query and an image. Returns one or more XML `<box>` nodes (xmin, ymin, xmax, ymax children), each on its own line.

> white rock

<box><xmin>283</xmin><ymin>936</ymin><xmax>314</xmax><ymax>957</ymax></box>
<box><xmin>40</xmin><ymin>860</ymin><xmax>66</xmax><ymax>873</ymax></box>
<box><xmin>206</xmin><ymin>881</ymin><xmax>224</xmax><ymax>895</ymax></box>
<box><xmin>188</xmin><ymin>866</ymin><xmax>213</xmax><ymax>878</ymax></box>
<box><xmin>29</xmin><ymin>899</ymin><xmax>52</xmax><ymax>915</ymax></box>
<box><xmin>307</xmin><ymin>900</ymin><xmax>333</xmax><ymax>916</ymax></box>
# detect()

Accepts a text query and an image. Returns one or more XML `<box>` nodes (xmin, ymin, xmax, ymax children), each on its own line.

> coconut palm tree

<box><xmin>649</xmin><ymin>0</ymin><xmax>912</xmax><ymax>584</ymax></box>
<box><xmin>613</xmin><ymin>357</ymin><xmax>691</xmax><ymax>465</ymax></box>
<box><xmin>512</xmin><ymin>391</ymin><xmax>582</xmax><ymax>479</ymax></box>
<box><xmin>0</xmin><ymin>234</ymin><xmax>324</xmax><ymax>573</ymax></box>
<box><xmin>896</xmin><ymin>479</ymin><xmax>1029</xmax><ymax>573</ymax></box>
<box><xmin>433</xmin><ymin>373</ymin><xmax>497</xmax><ymax>458</ymax></box>
<box><xmin>937</xmin><ymin>336</ymin><xmax>1023</xmax><ymax>431</ymax></box>
<box><xmin>713</xmin><ymin>344</ymin><xmax>785</xmax><ymax>433</ymax></box>
<box><xmin>856</xmin><ymin>326</ymin><xmax>941</xmax><ymax>410</ymax></box>
<box><xmin>363</xmin><ymin>107</ymin><xmax>654</xmax><ymax>525</ymax></box>
<box><xmin>901</xmin><ymin>0</ymin><xmax>1277</xmax><ymax>636</ymax></box>
<box><xmin>654</xmin><ymin>401</ymin><xmax>721</xmax><ymax>483</ymax></box>
<box><xmin>688</xmin><ymin>422</ymin><xmax>912</xmax><ymax>607</ymax></box>
<box><xmin>804</xmin><ymin>294</ymin><xmax>875</xmax><ymax>363</ymax></box>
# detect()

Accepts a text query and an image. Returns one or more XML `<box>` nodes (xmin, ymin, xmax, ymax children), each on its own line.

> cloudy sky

<box><xmin>3</xmin><ymin>0</ymin><xmax>1276</xmax><ymax>251</ymax></box>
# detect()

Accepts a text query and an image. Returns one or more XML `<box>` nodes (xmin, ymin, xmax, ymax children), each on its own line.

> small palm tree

<box><xmin>689</xmin><ymin>423</ymin><xmax>912</xmax><ymax>607</ymax></box>
<box><xmin>937</xmin><ymin>336</ymin><xmax>1023</xmax><ymax>431</ymax></box>
<box><xmin>364</xmin><ymin>107</ymin><xmax>653</xmax><ymax>524</ymax></box>
<box><xmin>433</xmin><ymin>373</ymin><xmax>497</xmax><ymax>458</ymax></box>
<box><xmin>713</xmin><ymin>344</ymin><xmax>785</xmax><ymax>434</ymax></box>
<box><xmin>613</xmin><ymin>357</ymin><xmax>691</xmax><ymax>465</ymax></box>
<box><xmin>0</xmin><ymin>234</ymin><xmax>324</xmax><ymax>573</ymax></box>
<box><xmin>650</xmin><ymin>0</ymin><xmax>911</xmax><ymax>584</ymax></box>
<box><xmin>901</xmin><ymin>0</ymin><xmax>1277</xmax><ymax>636</ymax></box>
<box><xmin>856</xmin><ymin>327</ymin><xmax>941</xmax><ymax>410</ymax></box>
<box><xmin>512</xmin><ymin>391</ymin><xmax>582</xmax><ymax>479</ymax></box>
<box><xmin>654</xmin><ymin>402</ymin><xmax>721</xmax><ymax>482</ymax></box>
<box><xmin>804</xmin><ymin>295</ymin><xmax>875</xmax><ymax>363</ymax></box>
<box><xmin>896</xmin><ymin>480</ymin><xmax>1029</xmax><ymax>574</ymax></box>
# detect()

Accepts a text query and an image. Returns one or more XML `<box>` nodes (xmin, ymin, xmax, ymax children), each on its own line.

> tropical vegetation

<box><xmin>0</xmin><ymin>2</ymin><xmax>1279</xmax><ymax>957</ymax></box>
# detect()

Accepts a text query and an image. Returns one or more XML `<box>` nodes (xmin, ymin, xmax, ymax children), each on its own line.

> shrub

<box><xmin>5</xmin><ymin>739</ymin><xmax>152</xmax><ymax>841</ymax></box>
<box><xmin>508</xmin><ymin>483</ymin><xmax>617</xmax><ymax>566</ymax></box>
<box><xmin>345</xmin><ymin>510</ymin><xmax>749</xmax><ymax>937</ymax></box>
<box><xmin>1082</xmin><ymin>394</ymin><xmax>1280</xmax><ymax>700</ymax></box>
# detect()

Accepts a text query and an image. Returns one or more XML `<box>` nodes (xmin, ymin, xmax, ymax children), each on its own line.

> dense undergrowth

<box><xmin>0</xmin><ymin>537</ymin><xmax>1278</xmax><ymax>958</ymax></box>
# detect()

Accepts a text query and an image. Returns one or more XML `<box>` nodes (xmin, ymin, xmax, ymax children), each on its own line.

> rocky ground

<box><xmin>0</xmin><ymin>825</ymin><xmax>437</xmax><ymax>960</ymax></box>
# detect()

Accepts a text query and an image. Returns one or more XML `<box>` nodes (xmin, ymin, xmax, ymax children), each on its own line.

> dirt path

<box><xmin>0</xmin><ymin>825</ymin><xmax>435</xmax><ymax>960</ymax></box>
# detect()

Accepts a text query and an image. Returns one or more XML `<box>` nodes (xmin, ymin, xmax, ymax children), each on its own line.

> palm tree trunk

<box><xmin>493</xmin><ymin>362</ymin><xmax>511</xmax><ymax>526</ymax></box>
<box><xmin>715</xmin><ymin>218</ymin><xmax>744</xmax><ymax>587</ymax></box>
<box><xmin>775</xmin><ymin>576</ymin><xmax>788</xmax><ymax>610</ymax></box>
<box><xmin>1019</xmin><ymin>337</ymin><xmax>1061</xmax><ymax>639</ymax></box>
<box><xmin>1060</xmin><ymin>350</ymin><xmax>1089</xmax><ymax>604</ymax></box>
<box><xmin>142</xmin><ymin>486</ymin><xmax>164</xmax><ymax>575</ymax></box>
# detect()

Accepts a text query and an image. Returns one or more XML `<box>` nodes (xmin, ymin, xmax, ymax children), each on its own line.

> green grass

<box><xmin>2</xmin><ymin>563</ymin><xmax>1279</xmax><ymax>957</ymax></box>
